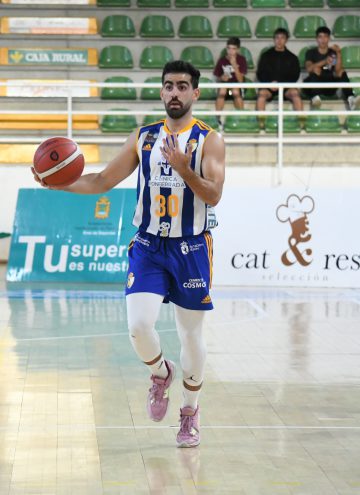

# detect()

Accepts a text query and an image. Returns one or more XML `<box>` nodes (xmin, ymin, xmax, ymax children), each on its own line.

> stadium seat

<box><xmin>290</xmin><ymin>0</ymin><xmax>324</xmax><ymax>5</ymax></box>
<box><xmin>178</xmin><ymin>16</ymin><xmax>213</xmax><ymax>38</ymax></box>
<box><xmin>298</xmin><ymin>45</ymin><xmax>316</xmax><ymax>68</ymax></box>
<box><xmin>328</xmin><ymin>0</ymin><xmax>360</xmax><ymax>6</ymax></box>
<box><xmin>101</xmin><ymin>76</ymin><xmax>136</xmax><ymax>100</ymax></box>
<box><xmin>305</xmin><ymin>114</ymin><xmax>341</xmax><ymax>133</ymax></box>
<box><xmin>101</xmin><ymin>16</ymin><xmax>135</xmax><ymax>37</ymax></box>
<box><xmin>217</xmin><ymin>16</ymin><xmax>251</xmax><ymax>38</ymax></box>
<box><xmin>345</xmin><ymin>116</ymin><xmax>360</xmax><ymax>132</ymax></box>
<box><xmin>244</xmin><ymin>77</ymin><xmax>257</xmax><ymax>101</ymax></box>
<box><xmin>223</xmin><ymin>114</ymin><xmax>260</xmax><ymax>133</ymax></box>
<box><xmin>99</xmin><ymin>46</ymin><xmax>133</xmax><ymax>68</ymax></box>
<box><xmin>341</xmin><ymin>46</ymin><xmax>360</xmax><ymax>69</ymax></box>
<box><xmin>219</xmin><ymin>47</ymin><xmax>254</xmax><ymax>69</ymax></box>
<box><xmin>141</xmin><ymin>77</ymin><xmax>162</xmax><ymax>100</ymax></box>
<box><xmin>255</xmin><ymin>16</ymin><xmax>289</xmax><ymax>38</ymax></box>
<box><xmin>176</xmin><ymin>0</ymin><xmax>209</xmax><ymax>6</ymax></box>
<box><xmin>137</xmin><ymin>0</ymin><xmax>170</xmax><ymax>5</ymax></box>
<box><xmin>294</xmin><ymin>16</ymin><xmax>327</xmax><ymax>38</ymax></box>
<box><xmin>199</xmin><ymin>77</ymin><xmax>217</xmax><ymax>100</ymax></box>
<box><xmin>140</xmin><ymin>46</ymin><xmax>174</xmax><ymax>68</ymax></box>
<box><xmin>97</xmin><ymin>0</ymin><xmax>130</xmax><ymax>5</ymax></box>
<box><xmin>100</xmin><ymin>111</ymin><xmax>137</xmax><ymax>132</ymax></box>
<box><xmin>265</xmin><ymin>116</ymin><xmax>301</xmax><ymax>133</ymax></box>
<box><xmin>193</xmin><ymin>112</ymin><xmax>220</xmax><ymax>130</ymax></box>
<box><xmin>350</xmin><ymin>77</ymin><xmax>360</xmax><ymax>96</ymax></box>
<box><xmin>333</xmin><ymin>16</ymin><xmax>360</xmax><ymax>38</ymax></box>
<box><xmin>143</xmin><ymin>110</ymin><xmax>165</xmax><ymax>126</ymax></box>
<box><xmin>180</xmin><ymin>46</ymin><xmax>214</xmax><ymax>68</ymax></box>
<box><xmin>140</xmin><ymin>15</ymin><xmax>175</xmax><ymax>38</ymax></box>
<box><xmin>251</xmin><ymin>0</ymin><xmax>285</xmax><ymax>7</ymax></box>
<box><xmin>213</xmin><ymin>0</ymin><xmax>247</xmax><ymax>5</ymax></box>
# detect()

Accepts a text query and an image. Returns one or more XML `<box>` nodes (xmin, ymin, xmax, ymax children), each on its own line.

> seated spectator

<box><xmin>213</xmin><ymin>37</ymin><xmax>247</xmax><ymax>124</ymax></box>
<box><xmin>304</xmin><ymin>26</ymin><xmax>360</xmax><ymax>110</ymax></box>
<box><xmin>256</xmin><ymin>28</ymin><xmax>303</xmax><ymax>124</ymax></box>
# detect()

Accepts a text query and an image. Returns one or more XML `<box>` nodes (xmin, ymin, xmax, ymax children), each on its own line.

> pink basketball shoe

<box><xmin>176</xmin><ymin>406</ymin><xmax>200</xmax><ymax>448</ymax></box>
<box><xmin>147</xmin><ymin>360</ymin><xmax>176</xmax><ymax>422</ymax></box>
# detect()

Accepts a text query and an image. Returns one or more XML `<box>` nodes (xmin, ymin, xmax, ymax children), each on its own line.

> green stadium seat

<box><xmin>178</xmin><ymin>16</ymin><xmax>213</xmax><ymax>38</ymax></box>
<box><xmin>290</xmin><ymin>0</ymin><xmax>324</xmax><ymax>5</ymax></box>
<box><xmin>243</xmin><ymin>77</ymin><xmax>257</xmax><ymax>101</ymax></box>
<box><xmin>219</xmin><ymin>47</ymin><xmax>254</xmax><ymax>69</ymax></box>
<box><xmin>345</xmin><ymin>116</ymin><xmax>360</xmax><ymax>132</ymax></box>
<box><xmin>305</xmin><ymin>113</ymin><xmax>341</xmax><ymax>133</ymax></box>
<box><xmin>298</xmin><ymin>45</ymin><xmax>316</xmax><ymax>68</ymax></box>
<box><xmin>137</xmin><ymin>0</ymin><xmax>170</xmax><ymax>5</ymax></box>
<box><xmin>101</xmin><ymin>16</ymin><xmax>135</xmax><ymax>37</ymax></box>
<box><xmin>97</xmin><ymin>0</ymin><xmax>130</xmax><ymax>5</ymax></box>
<box><xmin>251</xmin><ymin>0</ymin><xmax>285</xmax><ymax>7</ymax></box>
<box><xmin>100</xmin><ymin>111</ymin><xmax>137</xmax><ymax>132</ymax></box>
<box><xmin>140</xmin><ymin>16</ymin><xmax>174</xmax><ymax>38</ymax></box>
<box><xmin>350</xmin><ymin>77</ymin><xmax>360</xmax><ymax>96</ymax></box>
<box><xmin>140</xmin><ymin>46</ymin><xmax>174</xmax><ymax>68</ymax></box>
<box><xmin>328</xmin><ymin>0</ymin><xmax>360</xmax><ymax>6</ymax></box>
<box><xmin>214</xmin><ymin>0</ymin><xmax>247</xmax><ymax>5</ymax></box>
<box><xmin>193</xmin><ymin>111</ymin><xmax>220</xmax><ymax>130</ymax></box>
<box><xmin>143</xmin><ymin>110</ymin><xmax>165</xmax><ymax>126</ymax></box>
<box><xmin>101</xmin><ymin>77</ymin><xmax>136</xmax><ymax>100</ymax></box>
<box><xmin>199</xmin><ymin>77</ymin><xmax>217</xmax><ymax>100</ymax></box>
<box><xmin>341</xmin><ymin>46</ymin><xmax>360</xmax><ymax>69</ymax></box>
<box><xmin>99</xmin><ymin>46</ymin><xmax>133</xmax><ymax>68</ymax></box>
<box><xmin>217</xmin><ymin>16</ymin><xmax>251</xmax><ymax>38</ymax></box>
<box><xmin>176</xmin><ymin>0</ymin><xmax>209</xmax><ymax>5</ymax></box>
<box><xmin>333</xmin><ymin>16</ymin><xmax>360</xmax><ymax>38</ymax></box>
<box><xmin>223</xmin><ymin>114</ymin><xmax>260</xmax><ymax>133</ymax></box>
<box><xmin>141</xmin><ymin>77</ymin><xmax>162</xmax><ymax>100</ymax></box>
<box><xmin>181</xmin><ymin>46</ymin><xmax>214</xmax><ymax>68</ymax></box>
<box><xmin>265</xmin><ymin>116</ymin><xmax>301</xmax><ymax>133</ymax></box>
<box><xmin>294</xmin><ymin>16</ymin><xmax>327</xmax><ymax>38</ymax></box>
<box><xmin>255</xmin><ymin>16</ymin><xmax>289</xmax><ymax>38</ymax></box>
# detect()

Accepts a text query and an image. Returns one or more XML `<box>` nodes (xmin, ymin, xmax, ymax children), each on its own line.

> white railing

<box><xmin>1</xmin><ymin>80</ymin><xmax>360</xmax><ymax>184</ymax></box>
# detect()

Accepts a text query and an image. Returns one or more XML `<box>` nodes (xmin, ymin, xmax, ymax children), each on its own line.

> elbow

<box><xmin>208</xmin><ymin>193</ymin><xmax>222</xmax><ymax>207</ymax></box>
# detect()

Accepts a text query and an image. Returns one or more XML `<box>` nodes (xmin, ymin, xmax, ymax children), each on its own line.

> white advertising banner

<box><xmin>212</xmin><ymin>188</ymin><xmax>360</xmax><ymax>288</ymax></box>
<box><xmin>4</xmin><ymin>80</ymin><xmax>96</xmax><ymax>98</ymax></box>
<box><xmin>3</xmin><ymin>0</ymin><xmax>94</xmax><ymax>4</ymax></box>
<box><xmin>7</xmin><ymin>18</ymin><xmax>94</xmax><ymax>34</ymax></box>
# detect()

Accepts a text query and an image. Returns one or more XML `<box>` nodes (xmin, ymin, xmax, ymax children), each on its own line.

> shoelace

<box><xmin>179</xmin><ymin>414</ymin><xmax>195</xmax><ymax>434</ymax></box>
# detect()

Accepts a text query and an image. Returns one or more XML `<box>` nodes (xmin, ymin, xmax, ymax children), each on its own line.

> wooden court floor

<box><xmin>0</xmin><ymin>266</ymin><xmax>360</xmax><ymax>495</ymax></box>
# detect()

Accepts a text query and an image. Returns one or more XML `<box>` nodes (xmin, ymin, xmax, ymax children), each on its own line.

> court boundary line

<box><xmin>0</xmin><ymin>425</ymin><xmax>359</xmax><ymax>431</ymax></box>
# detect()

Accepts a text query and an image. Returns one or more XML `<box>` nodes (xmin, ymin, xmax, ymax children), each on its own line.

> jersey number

<box><xmin>155</xmin><ymin>194</ymin><xmax>179</xmax><ymax>218</ymax></box>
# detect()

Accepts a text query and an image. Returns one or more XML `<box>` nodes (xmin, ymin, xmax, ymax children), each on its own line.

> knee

<box><xmin>217</xmin><ymin>88</ymin><xmax>227</xmax><ymax>98</ymax></box>
<box><xmin>128</xmin><ymin>317</ymin><xmax>153</xmax><ymax>339</ymax></box>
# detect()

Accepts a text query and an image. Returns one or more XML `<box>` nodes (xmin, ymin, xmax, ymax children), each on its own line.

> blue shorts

<box><xmin>125</xmin><ymin>230</ymin><xmax>213</xmax><ymax>311</ymax></box>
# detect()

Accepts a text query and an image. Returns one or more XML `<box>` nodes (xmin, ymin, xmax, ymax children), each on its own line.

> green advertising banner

<box><xmin>7</xmin><ymin>189</ymin><xmax>137</xmax><ymax>283</ymax></box>
<box><xmin>5</xmin><ymin>48</ymin><xmax>97</xmax><ymax>65</ymax></box>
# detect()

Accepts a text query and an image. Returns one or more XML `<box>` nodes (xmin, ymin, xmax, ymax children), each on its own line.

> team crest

<box><xmin>180</xmin><ymin>241</ymin><xmax>189</xmax><ymax>255</ymax></box>
<box><xmin>188</xmin><ymin>139</ymin><xmax>198</xmax><ymax>152</ymax></box>
<box><xmin>127</xmin><ymin>272</ymin><xmax>135</xmax><ymax>288</ymax></box>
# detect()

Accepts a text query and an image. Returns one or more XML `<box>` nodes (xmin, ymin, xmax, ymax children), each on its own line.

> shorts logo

<box><xmin>127</xmin><ymin>272</ymin><xmax>135</xmax><ymax>289</ymax></box>
<box><xmin>159</xmin><ymin>222</ymin><xmax>170</xmax><ymax>237</ymax></box>
<box><xmin>201</xmin><ymin>294</ymin><xmax>212</xmax><ymax>304</ymax></box>
<box><xmin>180</xmin><ymin>241</ymin><xmax>189</xmax><ymax>255</ymax></box>
<box><xmin>183</xmin><ymin>278</ymin><xmax>207</xmax><ymax>289</ymax></box>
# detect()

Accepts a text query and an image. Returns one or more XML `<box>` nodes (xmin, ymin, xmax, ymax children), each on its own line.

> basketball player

<box><xmin>32</xmin><ymin>61</ymin><xmax>225</xmax><ymax>447</ymax></box>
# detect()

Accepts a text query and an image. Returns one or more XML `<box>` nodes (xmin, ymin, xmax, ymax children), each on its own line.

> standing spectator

<box><xmin>256</xmin><ymin>28</ymin><xmax>303</xmax><ymax>123</ymax></box>
<box><xmin>304</xmin><ymin>26</ymin><xmax>360</xmax><ymax>110</ymax></box>
<box><xmin>213</xmin><ymin>37</ymin><xmax>247</xmax><ymax>124</ymax></box>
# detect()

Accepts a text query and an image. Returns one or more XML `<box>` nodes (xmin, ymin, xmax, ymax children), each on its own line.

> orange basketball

<box><xmin>33</xmin><ymin>137</ymin><xmax>84</xmax><ymax>187</ymax></box>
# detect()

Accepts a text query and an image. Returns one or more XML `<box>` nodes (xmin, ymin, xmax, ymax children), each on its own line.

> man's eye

<box><xmin>165</xmin><ymin>85</ymin><xmax>172</xmax><ymax>91</ymax></box>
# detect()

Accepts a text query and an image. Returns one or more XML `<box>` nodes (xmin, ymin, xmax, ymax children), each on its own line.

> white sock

<box><xmin>127</xmin><ymin>293</ymin><xmax>168</xmax><ymax>379</ymax></box>
<box><xmin>174</xmin><ymin>305</ymin><xmax>207</xmax><ymax>410</ymax></box>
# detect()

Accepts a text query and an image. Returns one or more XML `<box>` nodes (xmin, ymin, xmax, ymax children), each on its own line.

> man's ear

<box><xmin>193</xmin><ymin>88</ymin><xmax>200</xmax><ymax>102</ymax></box>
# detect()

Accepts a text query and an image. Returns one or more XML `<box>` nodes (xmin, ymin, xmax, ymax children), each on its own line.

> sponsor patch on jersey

<box><xmin>148</xmin><ymin>175</ymin><xmax>186</xmax><ymax>189</ymax></box>
<box><xmin>159</xmin><ymin>222</ymin><xmax>170</xmax><ymax>237</ymax></box>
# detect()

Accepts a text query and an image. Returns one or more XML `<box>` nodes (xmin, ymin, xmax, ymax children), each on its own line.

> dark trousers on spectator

<box><xmin>303</xmin><ymin>71</ymin><xmax>353</xmax><ymax>100</ymax></box>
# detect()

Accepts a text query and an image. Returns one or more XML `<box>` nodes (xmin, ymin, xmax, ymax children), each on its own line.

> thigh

<box><xmin>125</xmin><ymin>233</ymin><xmax>170</xmax><ymax>298</ymax></box>
<box><xmin>167</xmin><ymin>233</ymin><xmax>214</xmax><ymax>311</ymax></box>
<box><xmin>126</xmin><ymin>292</ymin><xmax>164</xmax><ymax>329</ymax></box>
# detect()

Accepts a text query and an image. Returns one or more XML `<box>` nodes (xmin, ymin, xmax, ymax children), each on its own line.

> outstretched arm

<box><xmin>160</xmin><ymin>131</ymin><xmax>225</xmax><ymax>207</ymax></box>
<box><xmin>32</xmin><ymin>130</ymin><xmax>139</xmax><ymax>194</ymax></box>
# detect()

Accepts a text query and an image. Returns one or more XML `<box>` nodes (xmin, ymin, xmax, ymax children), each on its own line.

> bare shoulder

<box><xmin>203</xmin><ymin>130</ymin><xmax>225</xmax><ymax>156</ymax></box>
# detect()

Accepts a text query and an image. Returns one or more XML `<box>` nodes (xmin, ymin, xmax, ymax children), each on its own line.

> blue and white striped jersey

<box><xmin>132</xmin><ymin>118</ymin><xmax>218</xmax><ymax>238</ymax></box>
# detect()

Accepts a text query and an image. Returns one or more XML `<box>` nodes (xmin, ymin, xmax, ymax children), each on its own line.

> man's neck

<box><xmin>165</xmin><ymin>113</ymin><xmax>193</xmax><ymax>134</ymax></box>
<box><xmin>275</xmin><ymin>47</ymin><xmax>286</xmax><ymax>52</ymax></box>
<box><xmin>318</xmin><ymin>46</ymin><xmax>329</xmax><ymax>55</ymax></box>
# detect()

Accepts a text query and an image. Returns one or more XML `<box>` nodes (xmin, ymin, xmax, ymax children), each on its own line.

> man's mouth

<box><xmin>169</xmin><ymin>101</ymin><xmax>182</xmax><ymax>107</ymax></box>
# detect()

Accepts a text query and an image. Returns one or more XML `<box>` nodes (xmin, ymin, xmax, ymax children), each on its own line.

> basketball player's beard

<box><xmin>165</xmin><ymin>100</ymin><xmax>192</xmax><ymax>119</ymax></box>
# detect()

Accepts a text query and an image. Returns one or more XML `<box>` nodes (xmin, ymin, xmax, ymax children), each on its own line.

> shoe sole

<box><xmin>147</xmin><ymin>360</ymin><xmax>176</xmax><ymax>422</ymax></box>
<box><xmin>176</xmin><ymin>440</ymin><xmax>200</xmax><ymax>448</ymax></box>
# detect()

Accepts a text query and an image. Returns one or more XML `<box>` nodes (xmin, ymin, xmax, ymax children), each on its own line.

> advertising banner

<box><xmin>0</xmin><ymin>80</ymin><xmax>98</xmax><ymax>98</ymax></box>
<box><xmin>0</xmin><ymin>48</ymin><xmax>97</xmax><ymax>66</ymax></box>
<box><xmin>2</xmin><ymin>0</ymin><xmax>95</xmax><ymax>4</ymax></box>
<box><xmin>212</xmin><ymin>188</ymin><xmax>360</xmax><ymax>288</ymax></box>
<box><xmin>1</xmin><ymin>17</ymin><xmax>97</xmax><ymax>35</ymax></box>
<box><xmin>7</xmin><ymin>189</ymin><xmax>137</xmax><ymax>283</ymax></box>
